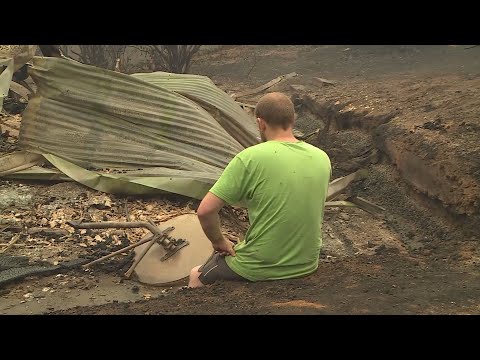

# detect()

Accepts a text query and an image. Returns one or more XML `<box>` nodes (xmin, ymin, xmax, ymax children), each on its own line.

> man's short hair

<box><xmin>254</xmin><ymin>92</ymin><xmax>295</xmax><ymax>130</ymax></box>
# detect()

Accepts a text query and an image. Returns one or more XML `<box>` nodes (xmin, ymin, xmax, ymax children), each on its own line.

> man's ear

<box><xmin>257</xmin><ymin>118</ymin><xmax>266</xmax><ymax>131</ymax></box>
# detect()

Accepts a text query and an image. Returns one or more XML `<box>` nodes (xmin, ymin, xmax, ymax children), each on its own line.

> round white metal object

<box><xmin>133</xmin><ymin>214</ymin><xmax>213</xmax><ymax>286</ymax></box>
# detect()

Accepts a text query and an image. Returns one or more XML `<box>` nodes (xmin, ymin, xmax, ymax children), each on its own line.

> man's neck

<box><xmin>265</xmin><ymin>128</ymin><xmax>298</xmax><ymax>142</ymax></box>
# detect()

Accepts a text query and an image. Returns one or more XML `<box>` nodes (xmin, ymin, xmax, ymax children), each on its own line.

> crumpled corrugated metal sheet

<box><xmin>14</xmin><ymin>56</ymin><xmax>260</xmax><ymax>199</ymax></box>
<box><xmin>131</xmin><ymin>72</ymin><xmax>259</xmax><ymax>148</ymax></box>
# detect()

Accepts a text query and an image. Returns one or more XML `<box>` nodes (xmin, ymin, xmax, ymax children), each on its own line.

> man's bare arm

<box><xmin>197</xmin><ymin>192</ymin><xmax>236</xmax><ymax>256</ymax></box>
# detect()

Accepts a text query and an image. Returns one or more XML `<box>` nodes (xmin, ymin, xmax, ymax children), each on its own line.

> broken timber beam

<box><xmin>233</xmin><ymin>72</ymin><xmax>297</xmax><ymax>100</ymax></box>
<box><xmin>326</xmin><ymin>169</ymin><xmax>368</xmax><ymax>201</ymax></box>
<box><xmin>346</xmin><ymin>196</ymin><xmax>385</xmax><ymax>215</ymax></box>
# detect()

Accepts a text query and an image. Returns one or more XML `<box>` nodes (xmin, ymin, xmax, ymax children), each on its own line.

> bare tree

<box><xmin>71</xmin><ymin>45</ymin><xmax>110</xmax><ymax>68</ymax></box>
<box><xmin>137</xmin><ymin>45</ymin><xmax>201</xmax><ymax>73</ymax></box>
<box><xmin>57</xmin><ymin>45</ymin><xmax>201</xmax><ymax>74</ymax></box>
<box><xmin>59</xmin><ymin>45</ymin><xmax>70</xmax><ymax>57</ymax></box>
<box><xmin>59</xmin><ymin>45</ymin><xmax>131</xmax><ymax>71</ymax></box>
<box><xmin>105</xmin><ymin>45</ymin><xmax>128</xmax><ymax>63</ymax></box>
<box><xmin>105</xmin><ymin>45</ymin><xmax>131</xmax><ymax>72</ymax></box>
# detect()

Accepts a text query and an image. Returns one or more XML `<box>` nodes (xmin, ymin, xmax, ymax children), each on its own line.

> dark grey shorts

<box><xmin>198</xmin><ymin>253</ymin><xmax>247</xmax><ymax>285</ymax></box>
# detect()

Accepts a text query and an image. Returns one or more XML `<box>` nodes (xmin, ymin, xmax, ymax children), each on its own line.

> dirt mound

<box><xmin>285</xmin><ymin>73</ymin><xmax>480</xmax><ymax>228</ymax></box>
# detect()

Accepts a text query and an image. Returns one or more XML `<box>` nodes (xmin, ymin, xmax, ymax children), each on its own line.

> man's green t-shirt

<box><xmin>209</xmin><ymin>140</ymin><xmax>331</xmax><ymax>281</ymax></box>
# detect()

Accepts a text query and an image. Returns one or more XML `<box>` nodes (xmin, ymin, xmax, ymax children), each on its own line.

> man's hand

<box><xmin>213</xmin><ymin>239</ymin><xmax>236</xmax><ymax>257</ymax></box>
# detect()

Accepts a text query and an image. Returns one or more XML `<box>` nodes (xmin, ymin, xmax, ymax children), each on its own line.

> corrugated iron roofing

<box><xmin>17</xmin><ymin>57</ymin><xmax>260</xmax><ymax>197</ymax></box>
